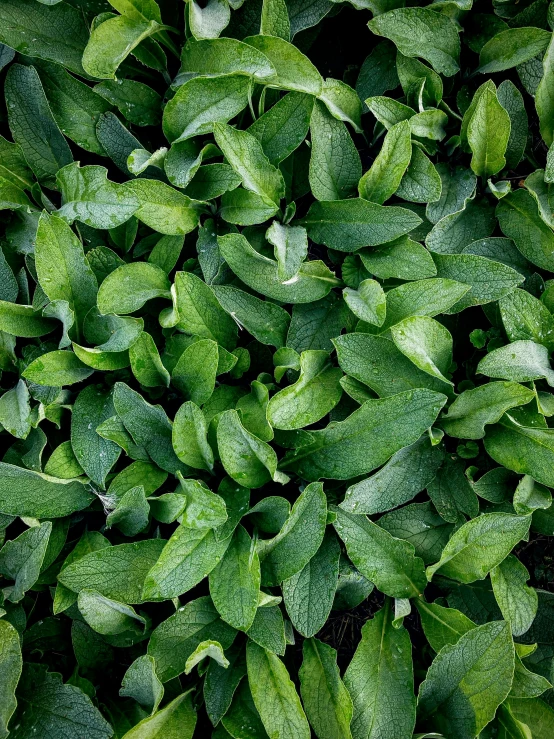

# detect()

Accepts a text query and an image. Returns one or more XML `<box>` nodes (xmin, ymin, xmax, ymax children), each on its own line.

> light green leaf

<box><xmin>344</xmin><ymin>599</ymin><xmax>416</xmax><ymax>739</ymax></box>
<box><xmin>82</xmin><ymin>15</ymin><xmax>166</xmax><ymax>80</ymax></box>
<box><xmin>417</xmin><ymin>621</ymin><xmax>515</xmax><ymax>738</ymax></box>
<box><xmin>129</xmin><ymin>332</ymin><xmax>170</xmax><ymax>388</ymax></box>
<box><xmin>491</xmin><ymin>554</ymin><xmax>537</xmax><ymax>637</ymax></box>
<box><xmin>209</xmin><ymin>525</ymin><xmax>260</xmax><ymax>631</ymax></box>
<box><xmin>343</xmin><ymin>279</ymin><xmax>386</xmax><ymax>326</ymax></box>
<box><xmin>0</xmin><ymin>620</ymin><xmax>22</xmax><ymax>739</ymax></box>
<box><xmin>244</xmin><ymin>34</ymin><xmax>323</xmax><ymax>95</ymax></box>
<box><xmin>56</xmin><ymin>163</ymin><xmax>139</xmax><ymax>230</ymax></box>
<box><xmin>477</xmin><ymin>340</ymin><xmax>554</xmax><ymax>386</ymax></box>
<box><xmin>390</xmin><ymin>316</ymin><xmax>453</xmax><ymax>385</ymax></box>
<box><xmin>368</xmin><ymin>7</ymin><xmax>460</xmax><ymax>77</ymax></box>
<box><xmin>120</xmin><ymin>691</ymin><xmax>197</xmax><ymax>739</ymax></box>
<box><xmin>248</xmin><ymin>91</ymin><xmax>314</xmax><ymax>165</ymax></box>
<box><xmin>283</xmin><ymin>388</ymin><xmax>447</xmax><ymax>480</ymax></box>
<box><xmin>496</xmin><ymin>189</ymin><xmax>554</xmax><ymax>272</ymax></box>
<box><xmin>440</xmin><ymin>382</ymin><xmax>534</xmax><ymax>439</ymax></box>
<box><xmin>124</xmin><ymin>179</ymin><xmax>199</xmax><ymax>236</ymax></box>
<box><xmin>359</xmin><ymin>236</ymin><xmax>437</xmax><ymax>281</ymax></box>
<box><xmin>178</xmin><ymin>37</ymin><xmax>276</xmax><ymax>81</ymax></box>
<box><xmin>537</xmin><ymin>33</ymin><xmax>554</xmax><ymax>147</ymax></box>
<box><xmin>258</xmin><ymin>482</ymin><xmax>327</xmax><ymax>587</ymax></box>
<box><xmin>468</xmin><ymin>85</ymin><xmax>511</xmax><ymax>178</ymax></box>
<box><xmin>282</xmin><ymin>530</ymin><xmax>340</xmax><ymax>637</ymax></box>
<box><xmin>341</xmin><ymin>436</ymin><xmax>443</xmax><ymax>515</ymax></box>
<box><xmin>0</xmin><ymin>462</ymin><xmax>92</xmax><ymax>518</ymax></box>
<box><xmin>23</xmin><ymin>350</ymin><xmax>93</xmax><ymax>386</ymax></box>
<box><xmin>261</xmin><ymin>0</ymin><xmax>290</xmax><ymax>40</ymax></box>
<box><xmin>213</xmin><ymin>123</ymin><xmax>285</xmax><ymax>206</ymax></box>
<box><xmin>171</xmin><ymin>338</ymin><xmax>218</xmax><ymax>405</ymax></box>
<box><xmin>333</xmin><ymin>507</ymin><xmax>426</xmax><ymax>598</ymax></box>
<box><xmin>147</xmin><ymin>596</ymin><xmax>237</xmax><ymax>681</ymax></box>
<box><xmin>120</xmin><ymin>655</ymin><xmax>164</xmax><ymax>714</ymax></box>
<box><xmin>218</xmin><ymin>232</ymin><xmax>340</xmax><ymax>303</ymax></box>
<box><xmin>97</xmin><ymin>262</ymin><xmax>170</xmax><ymax>315</ymax></box>
<box><xmin>309</xmin><ymin>99</ymin><xmax>361</xmax><ymax>201</ymax></box>
<box><xmin>266</xmin><ymin>221</ymin><xmax>308</xmax><ymax>282</ymax></box>
<box><xmin>71</xmin><ymin>385</ymin><xmax>120</xmax><ymax>487</ymax></box>
<box><xmin>484</xmin><ymin>415</ymin><xmax>554</xmax><ymax>488</ymax></box>
<box><xmin>246</xmin><ymin>641</ymin><xmax>311</xmax><ymax>739</ymax></box>
<box><xmin>478</xmin><ymin>27</ymin><xmax>551</xmax><ymax>74</ymax></box>
<box><xmin>299</xmin><ymin>638</ymin><xmax>353</xmax><ymax>739</ymax></box>
<box><xmin>0</xmin><ymin>380</ymin><xmax>31</xmax><ymax>440</ymax></box>
<box><xmin>267</xmin><ymin>350</ymin><xmax>342</xmax><ymax>430</ymax></box>
<box><xmin>173</xmin><ymin>401</ymin><xmax>214</xmax><ymax>472</ymax></box>
<box><xmin>319</xmin><ymin>77</ymin><xmax>363</xmax><ymax>133</ymax></box>
<box><xmin>77</xmin><ymin>589</ymin><xmax>146</xmax><ymax>635</ymax></box>
<box><xmin>500</xmin><ymin>287</ymin><xmax>554</xmax><ymax>352</ymax></box>
<box><xmin>359</xmin><ymin>121</ymin><xmax>412</xmax><ymax>204</ymax></box>
<box><xmin>426</xmin><ymin>513</ymin><xmax>531</xmax><ymax>583</ymax></box>
<box><xmin>301</xmin><ymin>198</ymin><xmax>422</xmax><ymax>251</ymax></box>
<box><xmin>0</xmin><ymin>521</ymin><xmax>51</xmax><ymax>602</ymax></box>
<box><xmin>217</xmin><ymin>409</ymin><xmax>278</xmax><ymax>489</ymax></box>
<box><xmin>415</xmin><ymin>600</ymin><xmax>476</xmax><ymax>652</ymax></box>
<box><xmin>163</xmin><ymin>75</ymin><xmax>250</xmax><ymax>143</ymax></box>
<box><xmin>187</xmin><ymin>0</ymin><xmax>230</xmax><ymax>40</ymax></box>
<box><xmin>212</xmin><ymin>285</ymin><xmax>290</xmax><ymax>348</ymax></box>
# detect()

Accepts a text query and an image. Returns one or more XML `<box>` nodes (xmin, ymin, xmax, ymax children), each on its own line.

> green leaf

<box><xmin>267</xmin><ymin>350</ymin><xmax>342</xmax><ymax>430</ymax></box>
<box><xmin>359</xmin><ymin>237</ymin><xmax>437</xmax><ymax>281</ymax></box>
<box><xmin>0</xmin><ymin>0</ymin><xmax>88</xmax><ymax>75</ymax></box>
<box><xmin>148</xmin><ymin>596</ymin><xmax>236</xmax><ymax>681</ymax></box>
<box><xmin>484</xmin><ymin>415</ymin><xmax>554</xmax><ymax>488</ymax></box>
<box><xmin>58</xmin><ymin>539</ymin><xmax>166</xmax><ymax>604</ymax></box>
<box><xmin>0</xmin><ymin>521</ymin><xmax>51</xmax><ymax>602</ymax></box>
<box><xmin>427</xmin><ymin>457</ymin><xmax>479</xmax><ymax>523</ymax></box>
<box><xmin>173</xmin><ymin>401</ymin><xmax>214</xmax><ymax>472</ymax></box>
<box><xmin>490</xmin><ymin>554</ymin><xmax>537</xmax><ymax>637</ymax></box>
<box><xmin>218</xmin><ymin>232</ymin><xmax>340</xmax><ymax>303</ymax></box>
<box><xmin>477</xmin><ymin>340</ymin><xmax>554</xmax><ymax>386</ymax></box>
<box><xmin>440</xmin><ymin>382</ymin><xmax>534</xmax><ymax>439</ymax></box>
<box><xmin>496</xmin><ymin>189</ymin><xmax>554</xmax><ymax>272</ymax></box>
<box><xmin>266</xmin><ymin>221</ymin><xmax>308</xmax><ymax>282</ymax></box>
<box><xmin>171</xmin><ymin>338</ymin><xmax>218</xmax><ymax>405</ymax></box>
<box><xmin>22</xmin><ymin>349</ymin><xmax>93</xmax><ymax>386</ymax></box>
<box><xmin>261</xmin><ymin>0</ymin><xmax>290</xmax><ymax>39</ymax></box>
<box><xmin>468</xmin><ymin>85</ymin><xmax>511</xmax><ymax>178</ymax></box>
<box><xmin>415</xmin><ymin>599</ymin><xmax>476</xmax><ymax>652</ymax></box>
<box><xmin>500</xmin><ymin>288</ymin><xmax>554</xmax><ymax>351</ymax></box>
<box><xmin>478</xmin><ymin>27</ymin><xmax>551</xmax><ymax>74</ymax></box>
<box><xmin>344</xmin><ymin>600</ymin><xmax>416</xmax><ymax>739</ymax></box>
<box><xmin>35</xmin><ymin>213</ymin><xmax>98</xmax><ymax>335</ymax></box>
<box><xmin>309</xmin><ymin>99</ymin><xmax>361</xmax><ymax>201</ymax></box>
<box><xmin>178</xmin><ymin>37</ymin><xmax>276</xmax><ymax>81</ymax></box>
<box><xmin>417</xmin><ymin>621</ymin><xmax>515</xmax><ymax>738</ymax></box>
<box><xmin>498</xmin><ymin>80</ymin><xmax>528</xmax><ymax>170</ymax></box>
<box><xmin>56</xmin><ymin>163</ymin><xmax>139</xmax><ymax>230</ymax></box>
<box><xmin>120</xmin><ymin>691</ymin><xmax>196</xmax><ymax>739</ymax></box>
<box><xmin>319</xmin><ymin>77</ymin><xmax>363</xmax><ymax>133</ymax></box>
<box><xmin>124</xmin><ymin>179</ymin><xmax>199</xmax><ymax>236</ymax></box>
<box><xmin>343</xmin><ymin>279</ymin><xmax>386</xmax><ymax>326</ymax></box>
<box><xmin>248</xmin><ymin>92</ymin><xmax>314</xmax><ymax>166</ymax></box>
<box><xmin>217</xmin><ymin>409</ymin><xmax>279</xmax><ymax>488</ymax></box>
<box><xmin>299</xmin><ymin>638</ymin><xmax>353</xmax><ymax>739</ymax></box>
<box><xmin>82</xmin><ymin>15</ymin><xmax>166</xmax><ymax>80</ymax></box>
<box><xmin>258</xmin><ymin>481</ymin><xmax>327</xmax><ymax>586</ymax></box>
<box><xmin>0</xmin><ymin>380</ymin><xmax>31</xmax><ymax>440</ymax></box>
<box><xmin>10</xmin><ymin>663</ymin><xmax>113</xmax><ymax>739</ymax></box>
<box><xmin>390</xmin><ymin>316</ymin><xmax>453</xmax><ymax>385</ymax></box>
<box><xmin>333</xmin><ymin>507</ymin><xmax>427</xmax><ymax>598</ymax></box>
<box><xmin>537</xmin><ymin>33</ymin><xmax>554</xmax><ymax>147</ymax></box>
<box><xmin>142</xmin><ymin>523</ymin><xmax>229</xmax><ymax>600</ymax></box>
<box><xmin>244</xmin><ymin>34</ymin><xmax>323</xmax><ymax>95</ymax></box>
<box><xmin>426</xmin><ymin>513</ymin><xmax>531</xmax><ymax>583</ymax></box>
<box><xmin>113</xmin><ymin>382</ymin><xmax>186</xmax><ymax>474</ymax></box>
<box><xmin>209</xmin><ymin>525</ymin><xmax>260</xmax><ymax>631</ymax></box>
<box><xmin>246</xmin><ymin>641</ymin><xmax>311</xmax><ymax>739</ymax></box>
<box><xmin>97</xmin><ymin>262</ymin><xmax>170</xmax><ymax>315</ymax></box>
<box><xmin>359</xmin><ymin>121</ymin><xmax>412</xmax><ymax>204</ymax></box>
<box><xmin>120</xmin><ymin>654</ymin><xmax>163</xmax><ymax>713</ymax></box>
<box><xmin>282</xmin><ymin>530</ymin><xmax>340</xmax><ymax>637</ymax></box>
<box><xmin>341</xmin><ymin>436</ymin><xmax>443</xmax><ymax>515</ymax></box>
<box><xmin>213</xmin><ymin>123</ymin><xmax>285</xmax><ymax>206</ymax></box>
<box><xmin>212</xmin><ymin>285</ymin><xmax>290</xmax><ymax>348</ymax></box>
<box><xmin>395</xmin><ymin>146</ymin><xmax>441</xmax><ymax>204</ymax></box>
<box><xmin>129</xmin><ymin>332</ymin><xmax>170</xmax><ymax>388</ymax></box>
<box><xmin>282</xmin><ymin>388</ymin><xmax>447</xmax><ymax>481</ymax></box>
<box><xmin>0</xmin><ymin>620</ymin><xmax>22</xmax><ymax>739</ymax></box>
<box><xmin>0</xmin><ymin>462</ymin><xmax>92</xmax><ymax>518</ymax></box>
<box><xmin>77</xmin><ymin>589</ymin><xmax>146</xmax><ymax>635</ymax></box>
<box><xmin>368</xmin><ymin>8</ymin><xmax>460</xmax><ymax>77</ymax></box>
<box><xmin>171</xmin><ymin>270</ymin><xmax>237</xmax><ymax>349</ymax></box>
<box><xmin>163</xmin><ymin>75</ymin><xmax>250</xmax><ymax>143</ymax></box>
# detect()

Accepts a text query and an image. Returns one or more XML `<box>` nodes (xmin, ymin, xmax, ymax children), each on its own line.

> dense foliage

<box><xmin>2</xmin><ymin>0</ymin><xmax>554</xmax><ymax>736</ymax></box>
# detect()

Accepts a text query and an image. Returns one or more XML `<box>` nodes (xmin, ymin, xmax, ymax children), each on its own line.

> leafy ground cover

<box><xmin>1</xmin><ymin>0</ymin><xmax>554</xmax><ymax>737</ymax></box>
